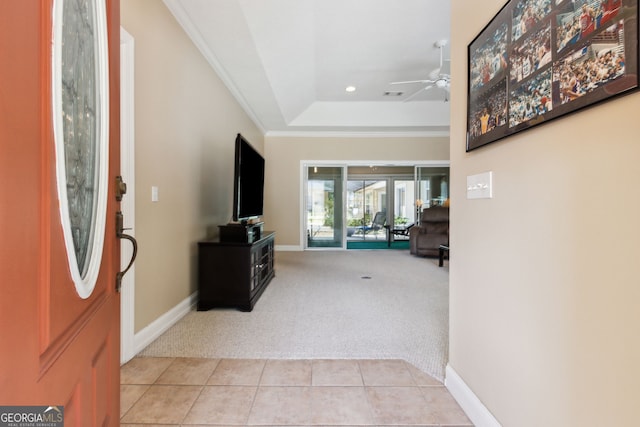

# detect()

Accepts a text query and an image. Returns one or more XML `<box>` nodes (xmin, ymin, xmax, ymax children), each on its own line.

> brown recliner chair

<box><xmin>409</xmin><ymin>207</ymin><xmax>449</xmax><ymax>257</ymax></box>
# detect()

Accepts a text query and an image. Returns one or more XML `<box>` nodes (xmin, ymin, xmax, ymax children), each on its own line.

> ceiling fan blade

<box><xmin>390</xmin><ymin>79</ymin><xmax>434</xmax><ymax>85</ymax></box>
<box><xmin>403</xmin><ymin>85</ymin><xmax>433</xmax><ymax>102</ymax></box>
<box><xmin>391</xmin><ymin>39</ymin><xmax>451</xmax><ymax>99</ymax></box>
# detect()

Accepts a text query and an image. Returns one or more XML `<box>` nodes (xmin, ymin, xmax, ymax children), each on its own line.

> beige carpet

<box><xmin>139</xmin><ymin>250</ymin><xmax>449</xmax><ymax>381</ymax></box>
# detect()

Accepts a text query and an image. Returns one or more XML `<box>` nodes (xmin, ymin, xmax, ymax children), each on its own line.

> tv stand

<box><xmin>197</xmin><ymin>231</ymin><xmax>275</xmax><ymax>312</ymax></box>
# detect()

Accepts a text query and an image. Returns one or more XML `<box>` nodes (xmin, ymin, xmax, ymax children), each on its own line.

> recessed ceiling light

<box><xmin>345</xmin><ymin>86</ymin><xmax>356</xmax><ymax>93</ymax></box>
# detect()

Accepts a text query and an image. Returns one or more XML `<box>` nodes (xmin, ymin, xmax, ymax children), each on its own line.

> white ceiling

<box><xmin>163</xmin><ymin>0</ymin><xmax>451</xmax><ymax>136</ymax></box>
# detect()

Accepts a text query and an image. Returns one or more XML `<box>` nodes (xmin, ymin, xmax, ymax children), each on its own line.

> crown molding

<box><xmin>163</xmin><ymin>0</ymin><xmax>267</xmax><ymax>134</ymax></box>
<box><xmin>265</xmin><ymin>130</ymin><xmax>450</xmax><ymax>138</ymax></box>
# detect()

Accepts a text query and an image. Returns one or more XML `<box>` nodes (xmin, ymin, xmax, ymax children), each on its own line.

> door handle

<box><xmin>115</xmin><ymin>176</ymin><xmax>137</xmax><ymax>292</ymax></box>
<box><xmin>116</xmin><ymin>210</ymin><xmax>137</xmax><ymax>292</ymax></box>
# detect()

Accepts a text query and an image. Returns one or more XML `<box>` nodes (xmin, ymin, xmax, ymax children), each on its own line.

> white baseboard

<box><xmin>445</xmin><ymin>364</ymin><xmax>502</xmax><ymax>427</ymax></box>
<box><xmin>275</xmin><ymin>245</ymin><xmax>302</xmax><ymax>251</ymax></box>
<box><xmin>133</xmin><ymin>292</ymin><xmax>198</xmax><ymax>356</ymax></box>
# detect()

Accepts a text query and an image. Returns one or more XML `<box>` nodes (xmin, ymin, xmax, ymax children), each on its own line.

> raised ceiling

<box><xmin>164</xmin><ymin>0</ymin><xmax>451</xmax><ymax>136</ymax></box>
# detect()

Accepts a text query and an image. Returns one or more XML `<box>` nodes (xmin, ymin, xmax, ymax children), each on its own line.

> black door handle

<box><xmin>116</xmin><ymin>210</ymin><xmax>137</xmax><ymax>292</ymax></box>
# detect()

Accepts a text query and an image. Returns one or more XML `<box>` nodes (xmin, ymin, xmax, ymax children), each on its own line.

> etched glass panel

<box><xmin>53</xmin><ymin>0</ymin><xmax>109</xmax><ymax>298</ymax></box>
<box><xmin>61</xmin><ymin>0</ymin><xmax>98</xmax><ymax>276</ymax></box>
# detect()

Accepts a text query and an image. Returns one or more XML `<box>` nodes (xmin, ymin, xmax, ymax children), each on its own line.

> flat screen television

<box><xmin>232</xmin><ymin>133</ymin><xmax>265</xmax><ymax>223</ymax></box>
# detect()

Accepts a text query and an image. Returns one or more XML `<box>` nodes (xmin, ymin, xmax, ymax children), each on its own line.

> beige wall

<box><xmin>121</xmin><ymin>0</ymin><xmax>262</xmax><ymax>332</ymax></box>
<box><xmin>264</xmin><ymin>136</ymin><xmax>449</xmax><ymax>246</ymax></box>
<box><xmin>450</xmin><ymin>1</ymin><xmax>640</xmax><ymax>426</ymax></box>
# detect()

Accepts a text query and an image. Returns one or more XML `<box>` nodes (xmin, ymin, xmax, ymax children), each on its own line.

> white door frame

<box><xmin>120</xmin><ymin>27</ymin><xmax>136</xmax><ymax>364</ymax></box>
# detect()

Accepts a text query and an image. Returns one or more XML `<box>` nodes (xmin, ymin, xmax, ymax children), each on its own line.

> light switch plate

<box><xmin>467</xmin><ymin>171</ymin><xmax>493</xmax><ymax>199</ymax></box>
<box><xmin>151</xmin><ymin>186</ymin><xmax>159</xmax><ymax>202</ymax></box>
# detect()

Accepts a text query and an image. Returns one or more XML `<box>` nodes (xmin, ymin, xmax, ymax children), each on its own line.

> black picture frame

<box><xmin>467</xmin><ymin>0</ymin><xmax>638</xmax><ymax>151</ymax></box>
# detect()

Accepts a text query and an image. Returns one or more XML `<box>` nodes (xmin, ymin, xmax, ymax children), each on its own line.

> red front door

<box><xmin>0</xmin><ymin>1</ymin><xmax>121</xmax><ymax>425</ymax></box>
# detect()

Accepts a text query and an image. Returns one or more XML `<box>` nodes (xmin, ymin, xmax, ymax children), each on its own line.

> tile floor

<box><xmin>121</xmin><ymin>357</ymin><xmax>472</xmax><ymax>426</ymax></box>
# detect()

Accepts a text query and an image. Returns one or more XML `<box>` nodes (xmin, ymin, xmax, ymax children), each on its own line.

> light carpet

<box><xmin>139</xmin><ymin>250</ymin><xmax>449</xmax><ymax>381</ymax></box>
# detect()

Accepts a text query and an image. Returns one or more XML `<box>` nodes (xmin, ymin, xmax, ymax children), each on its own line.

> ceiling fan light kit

<box><xmin>434</xmin><ymin>39</ymin><xmax>448</xmax><ymax>48</ymax></box>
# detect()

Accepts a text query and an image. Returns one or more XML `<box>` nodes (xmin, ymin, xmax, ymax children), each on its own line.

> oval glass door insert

<box><xmin>52</xmin><ymin>0</ymin><xmax>110</xmax><ymax>299</ymax></box>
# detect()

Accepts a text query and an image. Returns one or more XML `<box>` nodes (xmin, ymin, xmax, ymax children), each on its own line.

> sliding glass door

<box><xmin>346</xmin><ymin>178</ymin><xmax>387</xmax><ymax>241</ymax></box>
<box><xmin>303</xmin><ymin>163</ymin><xmax>449</xmax><ymax>250</ymax></box>
<box><xmin>390</xmin><ymin>178</ymin><xmax>416</xmax><ymax>242</ymax></box>
<box><xmin>345</xmin><ymin>169</ymin><xmax>416</xmax><ymax>246</ymax></box>
<box><xmin>306</xmin><ymin>166</ymin><xmax>344</xmax><ymax>248</ymax></box>
<box><xmin>416</xmin><ymin>166</ymin><xmax>450</xmax><ymax>210</ymax></box>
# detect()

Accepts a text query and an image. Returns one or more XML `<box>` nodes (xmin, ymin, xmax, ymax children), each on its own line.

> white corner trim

<box><xmin>445</xmin><ymin>364</ymin><xmax>502</xmax><ymax>427</ymax></box>
<box><xmin>131</xmin><ymin>292</ymin><xmax>198</xmax><ymax>358</ymax></box>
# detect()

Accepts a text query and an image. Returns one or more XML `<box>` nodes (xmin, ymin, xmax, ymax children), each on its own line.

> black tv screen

<box><xmin>233</xmin><ymin>134</ymin><xmax>265</xmax><ymax>222</ymax></box>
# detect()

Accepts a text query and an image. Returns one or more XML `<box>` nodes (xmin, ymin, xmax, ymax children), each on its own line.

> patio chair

<box><xmin>364</xmin><ymin>211</ymin><xmax>387</xmax><ymax>234</ymax></box>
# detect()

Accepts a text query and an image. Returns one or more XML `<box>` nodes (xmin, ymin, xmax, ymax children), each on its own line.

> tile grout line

<box><xmin>243</xmin><ymin>358</ymin><xmax>268</xmax><ymax>425</ymax></box>
<box><xmin>119</xmin><ymin>383</ymin><xmax>150</xmax><ymax>422</ymax></box>
<box><xmin>121</xmin><ymin>356</ymin><xmax>176</xmax><ymax>422</ymax></box>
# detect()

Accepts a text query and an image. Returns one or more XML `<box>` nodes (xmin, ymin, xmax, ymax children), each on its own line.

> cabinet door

<box><xmin>250</xmin><ymin>248</ymin><xmax>259</xmax><ymax>291</ymax></box>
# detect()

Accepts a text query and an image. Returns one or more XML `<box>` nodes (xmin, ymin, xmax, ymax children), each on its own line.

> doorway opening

<box><xmin>120</xmin><ymin>27</ymin><xmax>136</xmax><ymax>364</ymax></box>
<box><xmin>347</xmin><ymin>166</ymin><xmax>410</xmax><ymax>249</ymax></box>
<box><xmin>303</xmin><ymin>163</ymin><xmax>449</xmax><ymax>250</ymax></box>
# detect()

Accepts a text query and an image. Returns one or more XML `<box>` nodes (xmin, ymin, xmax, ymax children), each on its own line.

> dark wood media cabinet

<box><xmin>197</xmin><ymin>231</ymin><xmax>275</xmax><ymax>312</ymax></box>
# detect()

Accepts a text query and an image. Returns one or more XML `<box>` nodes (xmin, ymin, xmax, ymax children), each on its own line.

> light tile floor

<box><xmin>121</xmin><ymin>357</ymin><xmax>473</xmax><ymax>426</ymax></box>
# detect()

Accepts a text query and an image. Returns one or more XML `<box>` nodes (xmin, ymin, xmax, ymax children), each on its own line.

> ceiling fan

<box><xmin>390</xmin><ymin>39</ymin><xmax>451</xmax><ymax>102</ymax></box>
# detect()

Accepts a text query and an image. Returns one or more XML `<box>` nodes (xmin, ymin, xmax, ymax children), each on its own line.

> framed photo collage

<box><xmin>467</xmin><ymin>0</ymin><xmax>638</xmax><ymax>151</ymax></box>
